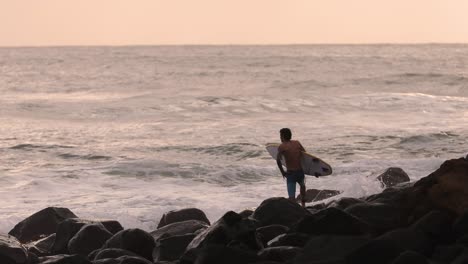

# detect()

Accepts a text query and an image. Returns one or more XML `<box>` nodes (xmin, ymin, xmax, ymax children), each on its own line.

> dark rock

<box><xmin>0</xmin><ymin>233</ymin><xmax>29</xmax><ymax>264</ymax></box>
<box><xmin>157</xmin><ymin>208</ymin><xmax>210</xmax><ymax>228</ymax></box>
<box><xmin>453</xmin><ymin>210</ymin><xmax>468</xmax><ymax>237</ymax></box>
<box><xmin>252</xmin><ymin>197</ymin><xmax>309</xmax><ymax>228</ymax></box>
<box><xmin>258</xmin><ymin>246</ymin><xmax>302</xmax><ymax>262</ymax></box>
<box><xmin>9</xmin><ymin>207</ymin><xmax>77</xmax><ymax>243</ymax></box>
<box><xmin>457</xmin><ymin>234</ymin><xmax>468</xmax><ymax>246</ymax></box>
<box><xmin>345</xmin><ymin>202</ymin><xmax>405</xmax><ymax>233</ymax></box>
<box><xmin>296</xmin><ymin>189</ymin><xmax>341</xmax><ymax>203</ymax></box>
<box><xmin>193</xmin><ymin>245</ymin><xmax>259</xmax><ymax>264</ymax></box>
<box><xmin>101</xmin><ymin>228</ymin><xmax>155</xmax><ymax>261</ymax></box>
<box><xmin>97</xmin><ymin>256</ymin><xmax>153</xmax><ymax>264</ymax></box>
<box><xmin>153</xmin><ymin>233</ymin><xmax>196</xmax><ymax>262</ymax></box>
<box><xmin>256</xmin><ymin>225</ymin><xmax>289</xmax><ymax>247</ymax></box>
<box><xmin>52</xmin><ymin>218</ymin><xmax>123</xmax><ymax>254</ymax></box>
<box><xmin>377</xmin><ymin>228</ymin><xmax>434</xmax><ymax>256</ymax></box>
<box><xmin>293</xmin><ymin>235</ymin><xmax>369</xmax><ymax>264</ymax></box>
<box><xmin>346</xmin><ymin>239</ymin><xmax>403</xmax><ymax>264</ymax></box>
<box><xmin>376</xmin><ymin>167</ymin><xmax>410</xmax><ymax>188</ymax></box>
<box><xmin>410</xmin><ymin>210</ymin><xmax>455</xmax><ymax>243</ymax></box>
<box><xmin>294</xmin><ymin>207</ymin><xmax>369</xmax><ymax>236</ymax></box>
<box><xmin>326</xmin><ymin>197</ymin><xmax>365</xmax><ymax>210</ymax></box>
<box><xmin>452</xmin><ymin>249</ymin><xmax>468</xmax><ymax>264</ymax></box>
<box><xmin>68</xmin><ymin>223</ymin><xmax>113</xmax><ymax>256</ymax></box>
<box><xmin>25</xmin><ymin>233</ymin><xmax>56</xmax><ymax>256</ymax></box>
<box><xmin>431</xmin><ymin>244</ymin><xmax>465</xmax><ymax>263</ymax></box>
<box><xmin>267</xmin><ymin>233</ymin><xmax>310</xmax><ymax>248</ymax></box>
<box><xmin>93</xmin><ymin>248</ymin><xmax>139</xmax><ymax>260</ymax></box>
<box><xmin>186</xmin><ymin>211</ymin><xmax>261</xmax><ymax>250</ymax></box>
<box><xmin>306</xmin><ymin>203</ymin><xmax>326</xmax><ymax>211</ymax></box>
<box><xmin>39</xmin><ymin>254</ymin><xmax>91</xmax><ymax>264</ymax></box>
<box><xmin>238</xmin><ymin>209</ymin><xmax>254</xmax><ymax>218</ymax></box>
<box><xmin>151</xmin><ymin>220</ymin><xmax>208</xmax><ymax>242</ymax></box>
<box><xmin>391</xmin><ymin>251</ymin><xmax>428</xmax><ymax>264</ymax></box>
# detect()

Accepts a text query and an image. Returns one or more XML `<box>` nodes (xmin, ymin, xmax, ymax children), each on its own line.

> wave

<box><xmin>58</xmin><ymin>153</ymin><xmax>112</xmax><ymax>161</ymax></box>
<box><xmin>10</xmin><ymin>144</ymin><xmax>75</xmax><ymax>150</ymax></box>
<box><xmin>153</xmin><ymin>143</ymin><xmax>264</xmax><ymax>160</ymax></box>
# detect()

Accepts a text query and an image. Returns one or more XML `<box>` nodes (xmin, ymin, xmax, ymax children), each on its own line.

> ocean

<box><xmin>1</xmin><ymin>44</ymin><xmax>467</xmax><ymax>232</ymax></box>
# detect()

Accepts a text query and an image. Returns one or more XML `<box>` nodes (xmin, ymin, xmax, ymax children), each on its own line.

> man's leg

<box><xmin>299</xmin><ymin>182</ymin><xmax>306</xmax><ymax>207</ymax></box>
<box><xmin>287</xmin><ymin>180</ymin><xmax>296</xmax><ymax>202</ymax></box>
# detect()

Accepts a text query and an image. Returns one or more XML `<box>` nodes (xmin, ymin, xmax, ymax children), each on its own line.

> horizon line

<box><xmin>1</xmin><ymin>42</ymin><xmax>468</xmax><ymax>49</ymax></box>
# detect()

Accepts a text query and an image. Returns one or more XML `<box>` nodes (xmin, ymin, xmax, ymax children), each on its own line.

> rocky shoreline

<box><xmin>2</xmin><ymin>157</ymin><xmax>468</xmax><ymax>264</ymax></box>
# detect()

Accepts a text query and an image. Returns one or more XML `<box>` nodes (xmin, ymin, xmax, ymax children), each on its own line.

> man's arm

<box><xmin>277</xmin><ymin>149</ymin><xmax>286</xmax><ymax>178</ymax></box>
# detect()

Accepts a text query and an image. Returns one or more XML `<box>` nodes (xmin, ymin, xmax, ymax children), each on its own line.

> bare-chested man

<box><xmin>276</xmin><ymin>128</ymin><xmax>307</xmax><ymax>207</ymax></box>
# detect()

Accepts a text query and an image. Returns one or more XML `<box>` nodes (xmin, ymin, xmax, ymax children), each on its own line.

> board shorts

<box><xmin>286</xmin><ymin>170</ymin><xmax>305</xmax><ymax>199</ymax></box>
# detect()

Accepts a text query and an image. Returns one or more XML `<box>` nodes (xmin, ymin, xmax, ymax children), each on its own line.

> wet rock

<box><xmin>410</xmin><ymin>210</ymin><xmax>454</xmax><ymax>243</ymax></box>
<box><xmin>39</xmin><ymin>254</ymin><xmax>91</xmax><ymax>264</ymax></box>
<box><xmin>0</xmin><ymin>233</ymin><xmax>29</xmax><ymax>264</ymax></box>
<box><xmin>68</xmin><ymin>223</ymin><xmax>113</xmax><ymax>257</ymax></box>
<box><xmin>377</xmin><ymin>228</ymin><xmax>433</xmax><ymax>256</ymax></box>
<box><xmin>93</xmin><ymin>248</ymin><xmax>139</xmax><ymax>260</ymax></box>
<box><xmin>256</xmin><ymin>225</ymin><xmax>289</xmax><ymax>247</ymax></box>
<box><xmin>153</xmin><ymin>233</ymin><xmax>196</xmax><ymax>262</ymax></box>
<box><xmin>267</xmin><ymin>233</ymin><xmax>310</xmax><ymax>248</ymax></box>
<box><xmin>101</xmin><ymin>229</ymin><xmax>155</xmax><ymax>261</ymax></box>
<box><xmin>157</xmin><ymin>208</ymin><xmax>210</xmax><ymax>228</ymax></box>
<box><xmin>296</xmin><ymin>189</ymin><xmax>341</xmax><ymax>203</ymax></box>
<box><xmin>9</xmin><ymin>207</ymin><xmax>77</xmax><ymax>243</ymax></box>
<box><xmin>376</xmin><ymin>167</ymin><xmax>410</xmax><ymax>188</ymax></box>
<box><xmin>26</xmin><ymin>233</ymin><xmax>56</xmax><ymax>256</ymax></box>
<box><xmin>326</xmin><ymin>197</ymin><xmax>365</xmax><ymax>210</ymax></box>
<box><xmin>453</xmin><ymin>210</ymin><xmax>468</xmax><ymax>238</ymax></box>
<box><xmin>294</xmin><ymin>207</ymin><xmax>369</xmax><ymax>236</ymax></box>
<box><xmin>346</xmin><ymin>239</ymin><xmax>403</xmax><ymax>264</ymax></box>
<box><xmin>150</xmin><ymin>220</ymin><xmax>208</xmax><ymax>241</ymax></box>
<box><xmin>238</xmin><ymin>209</ymin><xmax>254</xmax><ymax>218</ymax></box>
<box><xmin>345</xmin><ymin>202</ymin><xmax>405</xmax><ymax>233</ymax></box>
<box><xmin>93</xmin><ymin>255</ymin><xmax>153</xmax><ymax>264</ymax></box>
<box><xmin>52</xmin><ymin>218</ymin><xmax>123</xmax><ymax>254</ymax></box>
<box><xmin>193</xmin><ymin>245</ymin><xmax>259</xmax><ymax>264</ymax></box>
<box><xmin>294</xmin><ymin>235</ymin><xmax>369</xmax><ymax>264</ymax></box>
<box><xmin>391</xmin><ymin>251</ymin><xmax>428</xmax><ymax>264</ymax></box>
<box><xmin>258</xmin><ymin>246</ymin><xmax>302</xmax><ymax>262</ymax></box>
<box><xmin>431</xmin><ymin>244</ymin><xmax>465</xmax><ymax>264</ymax></box>
<box><xmin>252</xmin><ymin>197</ymin><xmax>309</xmax><ymax>228</ymax></box>
<box><xmin>184</xmin><ymin>211</ymin><xmax>261</xmax><ymax>262</ymax></box>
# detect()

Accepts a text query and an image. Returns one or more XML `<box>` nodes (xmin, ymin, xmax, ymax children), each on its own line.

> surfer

<box><xmin>277</xmin><ymin>128</ymin><xmax>307</xmax><ymax>207</ymax></box>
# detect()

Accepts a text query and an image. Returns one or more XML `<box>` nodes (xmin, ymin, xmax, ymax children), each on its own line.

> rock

<box><xmin>150</xmin><ymin>220</ymin><xmax>208</xmax><ymax>242</ymax></box>
<box><xmin>68</xmin><ymin>223</ymin><xmax>113</xmax><ymax>256</ymax></box>
<box><xmin>376</xmin><ymin>167</ymin><xmax>410</xmax><ymax>188</ymax></box>
<box><xmin>296</xmin><ymin>189</ymin><xmax>341</xmax><ymax>203</ymax></box>
<box><xmin>267</xmin><ymin>233</ymin><xmax>310</xmax><ymax>248</ymax></box>
<box><xmin>52</xmin><ymin>218</ymin><xmax>123</xmax><ymax>254</ymax></box>
<box><xmin>453</xmin><ymin>210</ymin><xmax>468</xmax><ymax>237</ymax></box>
<box><xmin>252</xmin><ymin>197</ymin><xmax>309</xmax><ymax>228</ymax></box>
<box><xmin>184</xmin><ymin>211</ymin><xmax>261</xmax><ymax>262</ymax></box>
<box><xmin>255</xmin><ymin>225</ymin><xmax>289</xmax><ymax>247</ymax></box>
<box><xmin>391</xmin><ymin>251</ymin><xmax>428</xmax><ymax>264</ymax></box>
<box><xmin>153</xmin><ymin>233</ymin><xmax>196</xmax><ymax>262</ymax></box>
<box><xmin>451</xmin><ymin>249</ymin><xmax>468</xmax><ymax>264</ymax></box>
<box><xmin>294</xmin><ymin>207</ymin><xmax>369</xmax><ymax>236</ymax></box>
<box><xmin>101</xmin><ymin>228</ymin><xmax>155</xmax><ymax>261</ymax></box>
<box><xmin>410</xmin><ymin>210</ymin><xmax>454</xmax><ymax>243</ymax></box>
<box><xmin>9</xmin><ymin>207</ymin><xmax>77</xmax><ymax>243</ymax></box>
<box><xmin>258</xmin><ymin>246</ymin><xmax>302</xmax><ymax>262</ymax></box>
<box><xmin>25</xmin><ymin>233</ymin><xmax>56</xmax><ymax>256</ymax></box>
<box><xmin>93</xmin><ymin>248</ymin><xmax>139</xmax><ymax>260</ymax></box>
<box><xmin>93</xmin><ymin>255</ymin><xmax>153</xmax><ymax>264</ymax></box>
<box><xmin>345</xmin><ymin>202</ymin><xmax>405</xmax><ymax>233</ymax></box>
<box><xmin>346</xmin><ymin>239</ymin><xmax>403</xmax><ymax>264</ymax></box>
<box><xmin>326</xmin><ymin>197</ymin><xmax>365</xmax><ymax>210</ymax></box>
<box><xmin>39</xmin><ymin>254</ymin><xmax>91</xmax><ymax>264</ymax></box>
<box><xmin>238</xmin><ymin>209</ymin><xmax>254</xmax><ymax>218</ymax></box>
<box><xmin>377</xmin><ymin>228</ymin><xmax>434</xmax><ymax>256</ymax></box>
<box><xmin>293</xmin><ymin>235</ymin><xmax>369</xmax><ymax>264</ymax></box>
<box><xmin>193</xmin><ymin>245</ymin><xmax>259</xmax><ymax>264</ymax></box>
<box><xmin>157</xmin><ymin>208</ymin><xmax>210</xmax><ymax>228</ymax></box>
<box><xmin>431</xmin><ymin>244</ymin><xmax>465</xmax><ymax>264</ymax></box>
<box><xmin>0</xmin><ymin>233</ymin><xmax>29</xmax><ymax>264</ymax></box>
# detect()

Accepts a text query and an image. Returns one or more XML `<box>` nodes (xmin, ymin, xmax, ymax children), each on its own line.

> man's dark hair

<box><xmin>280</xmin><ymin>128</ymin><xmax>292</xmax><ymax>140</ymax></box>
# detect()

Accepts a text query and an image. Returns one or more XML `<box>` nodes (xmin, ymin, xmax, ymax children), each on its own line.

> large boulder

<box><xmin>150</xmin><ymin>220</ymin><xmax>208</xmax><ymax>242</ymax></box>
<box><xmin>258</xmin><ymin>246</ymin><xmax>302</xmax><ymax>262</ymax></box>
<box><xmin>375</xmin><ymin>167</ymin><xmax>410</xmax><ymax>188</ymax></box>
<box><xmin>326</xmin><ymin>197</ymin><xmax>365</xmax><ymax>210</ymax></box>
<box><xmin>192</xmin><ymin>245</ymin><xmax>259</xmax><ymax>264</ymax></box>
<box><xmin>93</xmin><ymin>255</ymin><xmax>153</xmax><ymax>264</ymax></box>
<box><xmin>39</xmin><ymin>254</ymin><xmax>91</xmax><ymax>264</ymax></box>
<box><xmin>9</xmin><ymin>207</ymin><xmax>77</xmax><ymax>243</ymax></box>
<box><xmin>296</xmin><ymin>189</ymin><xmax>341</xmax><ymax>203</ymax></box>
<box><xmin>153</xmin><ymin>233</ymin><xmax>196</xmax><ymax>262</ymax></box>
<box><xmin>93</xmin><ymin>248</ymin><xmax>139</xmax><ymax>260</ymax></box>
<box><xmin>157</xmin><ymin>208</ymin><xmax>210</xmax><ymax>228</ymax></box>
<box><xmin>68</xmin><ymin>223</ymin><xmax>113</xmax><ymax>256</ymax></box>
<box><xmin>252</xmin><ymin>197</ymin><xmax>309</xmax><ymax>228</ymax></box>
<box><xmin>294</xmin><ymin>207</ymin><xmax>369</xmax><ymax>236</ymax></box>
<box><xmin>25</xmin><ymin>233</ymin><xmax>56</xmax><ymax>256</ymax></box>
<box><xmin>0</xmin><ymin>234</ymin><xmax>30</xmax><ymax>264</ymax></box>
<box><xmin>267</xmin><ymin>233</ymin><xmax>310</xmax><ymax>248</ymax></box>
<box><xmin>345</xmin><ymin>202</ymin><xmax>405</xmax><ymax>234</ymax></box>
<box><xmin>391</xmin><ymin>251</ymin><xmax>429</xmax><ymax>264</ymax></box>
<box><xmin>52</xmin><ymin>218</ymin><xmax>123</xmax><ymax>254</ymax></box>
<box><xmin>255</xmin><ymin>225</ymin><xmax>289</xmax><ymax>247</ymax></box>
<box><xmin>101</xmin><ymin>228</ymin><xmax>155</xmax><ymax>261</ymax></box>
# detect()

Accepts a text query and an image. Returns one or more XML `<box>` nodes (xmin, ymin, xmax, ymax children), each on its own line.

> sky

<box><xmin>0</xmin><ymin>0</ymin><xmax>467</xmax><ymax>46</ymax></box>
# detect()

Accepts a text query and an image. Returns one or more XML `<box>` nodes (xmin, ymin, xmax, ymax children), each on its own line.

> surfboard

<box><xmin>266</xmin><ymin>143</ymin><xmax>333</xmax><ymax>177</ymax></box>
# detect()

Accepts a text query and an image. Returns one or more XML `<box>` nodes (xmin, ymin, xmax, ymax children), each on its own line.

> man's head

<box><xmin>280</xmin><ymin>128</ymin><xmax>292</xmax><ymax>142</ymax></box>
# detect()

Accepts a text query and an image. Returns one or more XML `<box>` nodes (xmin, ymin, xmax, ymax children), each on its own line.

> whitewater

<box><xmin>0</xmin><ymin>44</ymin><xmax>467</xmax><ymax>232</ymax></box>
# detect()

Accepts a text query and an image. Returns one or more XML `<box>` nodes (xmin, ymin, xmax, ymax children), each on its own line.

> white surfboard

<box><xmin>266</xmin><ymin>143</ymin><xmax>333</xmax><ymax>177</ymax></box>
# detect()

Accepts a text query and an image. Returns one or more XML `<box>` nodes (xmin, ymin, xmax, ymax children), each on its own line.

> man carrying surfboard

<box><xmin>276</xmin><ymin>128</ymin><xmax>307</xmax><ymax>207</ymax></box>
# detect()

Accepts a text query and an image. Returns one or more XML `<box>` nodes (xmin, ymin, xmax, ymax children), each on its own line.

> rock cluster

<box><xmin>2</xmin><ymin>158</ymin><xmax>468</xmax><ymax>264</ymax></box>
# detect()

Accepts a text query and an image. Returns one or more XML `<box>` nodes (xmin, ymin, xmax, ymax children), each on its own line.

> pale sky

<box><xmin>1</xmin><ymin>0</ymin><xmax>467</xmax><ymax>46</ymax></box>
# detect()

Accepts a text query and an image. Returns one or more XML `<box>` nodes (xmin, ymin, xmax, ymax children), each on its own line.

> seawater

<box><xmin>1</xmin><ymin>45</ymin><xmax>467</xmax><ymax>232</ymax></box>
